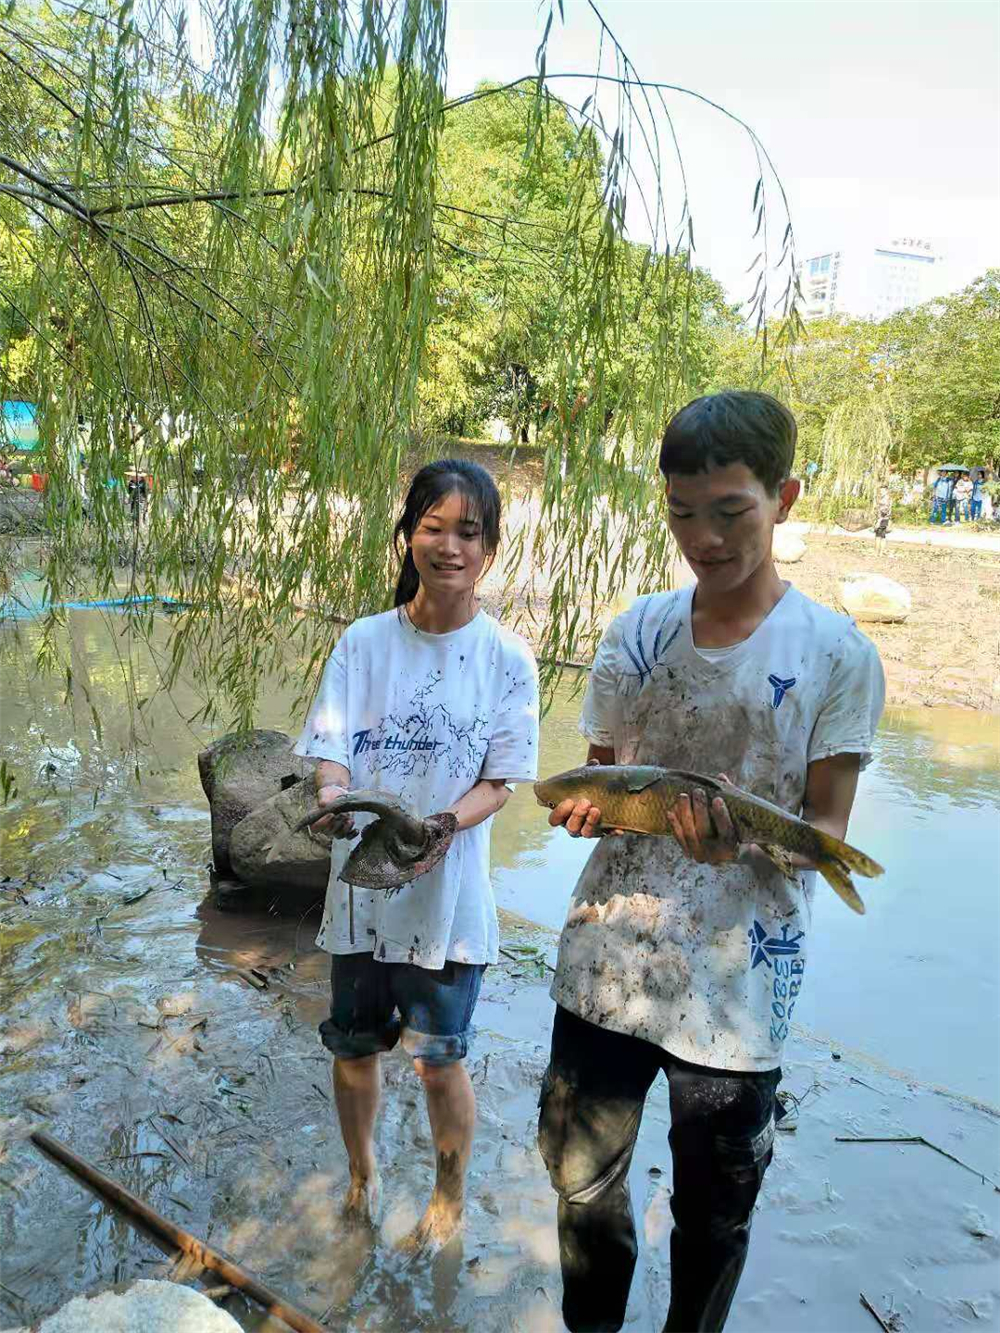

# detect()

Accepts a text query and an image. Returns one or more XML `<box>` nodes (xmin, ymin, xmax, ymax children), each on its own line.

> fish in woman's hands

<box><xmin>293</xmin><ymin>788</ymin><xmax>457</xmax><ymax>892</ymax></box>
<box><xmin>534</xmin><ymin>765</ymin><xmax>883</xmax><ymax>915</ymax></box>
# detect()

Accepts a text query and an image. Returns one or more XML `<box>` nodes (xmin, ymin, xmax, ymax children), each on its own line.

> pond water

<box><xmin>3</xmin><ymin>593</ymin><xmax>999</xmax><ymax>1108</ymax></box>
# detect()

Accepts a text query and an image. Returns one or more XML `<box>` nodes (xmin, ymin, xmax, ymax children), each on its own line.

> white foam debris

<box><xmin>14</xmin><ymin>1279</ymin><xmax>241</xmax><ymax>1333</ymax></box>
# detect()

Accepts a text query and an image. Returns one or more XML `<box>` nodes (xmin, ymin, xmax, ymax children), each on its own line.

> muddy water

<box><xmin>2</xmin><ymin>598</ymin><xmax>1000</xmax><ymax>1331</ymax></box>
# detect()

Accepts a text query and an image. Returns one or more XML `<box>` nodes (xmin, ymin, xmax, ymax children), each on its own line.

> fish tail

<box><xmin>814</xmin><ymin>854</ymin><xmax>867</xmax><ymax>915</ymax></box>
<box><xmin>812</xmin><ymin>827</ymin><xmax>885</xmax><ymax>880</ymax></box>
<box><xmin>811</xmin><ymin>828</ymin><xmax>883</xmax><ymax>916</ymax></box>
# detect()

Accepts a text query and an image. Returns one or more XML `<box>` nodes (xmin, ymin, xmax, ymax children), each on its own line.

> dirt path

<box><xmin>779</xmin><ymin>533</ymin><xmax>999</xmax><ymax>712</ymax></box>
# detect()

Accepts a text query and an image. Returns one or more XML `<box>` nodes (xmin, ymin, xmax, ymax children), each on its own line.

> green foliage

<box><xmin>1</xmin><ymin>0</ymin><xmax>799</xmax><ymax>728</ymax></box>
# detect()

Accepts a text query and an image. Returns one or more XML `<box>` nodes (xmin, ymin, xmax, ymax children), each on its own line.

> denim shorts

<box><xmin>320</xmin><ymin>952</ymin><xmax>485</xmax><ymax>1065</ymax></box>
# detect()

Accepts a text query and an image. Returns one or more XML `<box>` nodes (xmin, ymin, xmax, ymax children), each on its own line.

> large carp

<box><xmin>534</xmin><ymin>765</ymin><xmax>883</xmax><ymax>914</ymax></box>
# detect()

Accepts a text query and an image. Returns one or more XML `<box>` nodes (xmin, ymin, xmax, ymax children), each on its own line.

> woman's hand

<box><xmin>665</xmin><ymin>777</ymin><xmax>739</xmax><ymax>865</ymax></box>
<box><xmin>309</xmin><ymin>783</ymin><xmax>356</xmax><ymax>839</ymax></box>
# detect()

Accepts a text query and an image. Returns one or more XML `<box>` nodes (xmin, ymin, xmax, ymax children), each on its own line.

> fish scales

<box><xmin>534</xmin><ymin>764</ymin><xmax>884</xmax><ymax>915</ymax></box>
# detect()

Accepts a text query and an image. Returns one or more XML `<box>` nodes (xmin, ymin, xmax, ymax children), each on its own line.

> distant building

<box><xmin>871</xmin><ymin>238</ymin><xmax>938</xmax><ymax>319</ymax></box>
<box><xmin>797</xmin><ymin>251</ymin><xmax>841</xmax><ymax>320</ymax></box>
<box><xmin>796</xmin><ymin>238</ymin><xmax>941</xmax><ymax>322</ymax></box>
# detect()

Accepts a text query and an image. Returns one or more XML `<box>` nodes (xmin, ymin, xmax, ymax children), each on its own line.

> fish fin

<box><xmin>812</xmin><ymin>827</ymin><xmax>884</xmax><ymax>880</ymax></box>
<box><xmin>758</xmin><ymin>843</ymin><xmax>798</xmax><ymax>882</ymax></box>
<box><xmin>815</xmin><ymin>854</ymin><xmax>867</xmax><ymax>915</ymax></box>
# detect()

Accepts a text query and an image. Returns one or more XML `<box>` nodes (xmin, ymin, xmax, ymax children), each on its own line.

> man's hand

<box><xmin>548</xmin><ymin>797</ymin><xmax>607</xmax><ymax>839</ymax></box>
<box><xmin>309</xmin><ymin>783</ymin><xmax>356</xmax><ymax>839</ymax></box>
<box><xmin>665</xmin><ymin>778</ymin><xmax>739</xmax><ymax>865</ymax></box>
<box><xmin>548</xmin><ymin>747</ymin><xmax>622</xmax><ymax>839</ymax></box>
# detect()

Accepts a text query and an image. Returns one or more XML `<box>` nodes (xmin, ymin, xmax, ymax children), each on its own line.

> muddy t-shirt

<box><xmin>551</xmin><ymin>585</ymin><xmax>885</xmax><ymax>1072</ymax></box>
<box><xmin>294</xmin><ymin>608</ymin><xmax>539</xmax><ymax>969</ymax></box>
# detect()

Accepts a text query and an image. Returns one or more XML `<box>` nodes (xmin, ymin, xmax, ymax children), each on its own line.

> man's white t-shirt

<box><xmin>295</xmin><ymin>607</ymin><xmax>539</xmax><ymax>970</ymax></box>
<box><xmin>551</xmin><ymin>584</ymin><xmax>885</xmax><ymax>1072</ymax></box>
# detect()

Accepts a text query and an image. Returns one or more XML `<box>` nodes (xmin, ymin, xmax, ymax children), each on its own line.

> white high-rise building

<box><xmin>796</xmin><ymin>251</ymin><xmax>841</xmax><ymax>320</ymax></box>
<box><xmin>871</xmin><ymin>238</ymin><xmax>938</xmax><ymax>319</ymax></box>
<box><xmin>795</xmin><ymin>237</ymin><xmax>941</xmax><ymax>322</ymax></box>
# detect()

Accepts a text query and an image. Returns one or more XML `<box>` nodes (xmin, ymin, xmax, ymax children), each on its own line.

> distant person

<box><xmin>953</xmin><ymin>473</ymin><xmax>973</xmax><ymax>523</ymax></box>
<box><xmin>947</xmin><ymin>472</ymin><xmax>965</xmax><ymax>524</ymax></box>
<box><xmin>126</xmin><ymin>473</ymin><xmax>148</xmax><ymax>524</ymax></box>
<box><xmin>930</xmin><ymin>472</ymin><xmax>952</xmax><ymax>524</ymax></box>
<box><xmin>970</xmin><ymin>472</ymin><xmax>985</xmax><ymax>522</ymax></box>
<box><xmin>873</xmin><ymin>484</ymin><xmax>892</xmax><ymax>554</ymax></box>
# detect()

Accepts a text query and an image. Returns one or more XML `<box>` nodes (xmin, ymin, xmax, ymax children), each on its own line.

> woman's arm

<box><xmin>446</xmin><ymin>778</ymin><xmax>513</xmax><ymax>832</ymax></box>
<box><xmin>311</xmin><ymin>759</ymin><xmax>353</xmax><ymax>835</ymax></box>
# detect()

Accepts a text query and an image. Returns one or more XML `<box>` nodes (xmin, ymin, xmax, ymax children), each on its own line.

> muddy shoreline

<box><xmin>2</xmin><ymin>875</ymin><xmax>999</xmax><ymax>1333</ymax></box>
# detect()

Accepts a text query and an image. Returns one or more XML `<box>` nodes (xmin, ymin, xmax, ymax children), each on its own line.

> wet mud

<box><xmin>2</xmin><ymin>604</ymin><xmax>999</xmax><ymax>1330</ymax></box>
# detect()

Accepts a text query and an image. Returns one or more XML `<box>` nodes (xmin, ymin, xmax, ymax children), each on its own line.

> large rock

<box><xmin>229</xmin><ymin>777</ymin><xmax>331</xmax><ymax>895</ymax></box>
<box><xmin>772</xmin><ymin>527</ymin><xmax>806</xmax><ymax>563</ymax></box>
<box><xmin>198</xmin><ymin>730</ymin><xmax>315</xmax><ymax>874</ymax></box>
<box><xmin>838</xmin><ymin>572</ymin><xmax>912</xmax><ymax>624</ymax></box>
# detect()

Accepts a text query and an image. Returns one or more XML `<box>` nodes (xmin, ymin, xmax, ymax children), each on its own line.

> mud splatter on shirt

<box><xmin>552</xmin><ymin>585</ymin><xmax>884</xmax><ymax>1071</ymax></box>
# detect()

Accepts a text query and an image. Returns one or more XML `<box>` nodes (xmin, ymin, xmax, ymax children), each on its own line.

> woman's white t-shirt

<box><xmin>294</xmin><ymin>607</ymin><xmax>539</xmax><ymax>969</ymax></box>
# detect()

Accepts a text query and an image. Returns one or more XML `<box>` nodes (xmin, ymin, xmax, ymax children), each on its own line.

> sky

<box><xmin>443</xmin><ymin>0</ymin><xmax>1000</xmax><ymax>309</ymax></box>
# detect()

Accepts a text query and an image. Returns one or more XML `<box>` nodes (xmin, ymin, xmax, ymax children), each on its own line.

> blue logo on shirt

<box><xmin>767</xmin><ymin>673</ymin><xmax>796</xmax><ymax>709</ymax></box>
<box><xmin>748</xmin><ymin>921</ymin><xmax>805</xmax><ymax>970</ymax></box>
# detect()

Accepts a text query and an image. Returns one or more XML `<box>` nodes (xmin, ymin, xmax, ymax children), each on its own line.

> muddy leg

<box><xmin>397</xmin><ymin>1058</ymin><xmax>476</xmax><ymax>1255</ymax></box>
<box><xmin>333</xmin><ymin>1053</ymin><xmax>382</xmax><ymax>1225</ymax></box>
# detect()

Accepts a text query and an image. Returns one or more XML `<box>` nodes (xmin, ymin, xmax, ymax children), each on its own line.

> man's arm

<box><xmin>797</xmin><ymin>751</ymin><xmax>861</xmax><ymax>849</ymax></box>
<box><xmin>311</xmin><ymin>758</ymin><xmax>353</xmax><ymax>835</ymax></box>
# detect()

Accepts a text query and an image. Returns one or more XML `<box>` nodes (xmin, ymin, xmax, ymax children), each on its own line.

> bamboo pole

<box><xmin>30</xmin><ymin>1130</ymin><xmax>325</xmax><ymax>1333</ymax></box>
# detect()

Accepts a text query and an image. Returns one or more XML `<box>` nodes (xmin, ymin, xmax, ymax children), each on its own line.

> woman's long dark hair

<box><xmin>393</xmin><ymin>459</ymin><xmax>501</xmax><ymax>608</ymax></box>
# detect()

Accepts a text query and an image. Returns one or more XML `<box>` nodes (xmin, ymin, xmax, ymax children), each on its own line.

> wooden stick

<box><xmin>835</xmin><ymin>1135</ymin><xmax>1000</xmax><ymax>1191</ymax></box>
<box><xmin>859</xmin><ymin>1291</ymin><xmax>892</xmax><ymax>1332</ymax></box>
<box><xmin>30</xmin><ymin>1131</ymin><xmax>325</xmax><ymax>1333</ymax></box>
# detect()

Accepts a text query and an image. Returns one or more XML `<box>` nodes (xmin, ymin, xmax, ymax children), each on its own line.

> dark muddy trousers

<box><xmin>538</xmin><ymin>1006</ymin><xmax>780</xmax><ymax>1333</ymax></box>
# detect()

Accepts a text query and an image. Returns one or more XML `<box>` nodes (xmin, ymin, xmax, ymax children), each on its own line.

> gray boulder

<box><xmin>198</xmin><ymin>730</ymin><xmax>315</xmax><ymax>874</ymax></box>
<box><xmin>229</xmin><ymin>778</ymin><xmax>331</xmax><ymax>894</ymax></box>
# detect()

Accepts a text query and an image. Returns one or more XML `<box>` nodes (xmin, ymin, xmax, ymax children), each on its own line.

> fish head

<box><xmin>533</xmin><ymin>766</ymin><xmax>600</xmax><ymax>810</ymax></box>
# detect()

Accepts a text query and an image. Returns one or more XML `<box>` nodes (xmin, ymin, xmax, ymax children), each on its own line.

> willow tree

<box><xmin>1</xmin><ymin>0</ymin><xmax>800</xmax><ymax>732</ymax></box>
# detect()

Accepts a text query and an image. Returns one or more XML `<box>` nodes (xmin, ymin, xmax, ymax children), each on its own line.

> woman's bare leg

<box><xmin>333</xmin><ymin>1053</ymin><xmax>382</xmax><ymax>1224</ymax></box>
<box><xmin>397</xmin><ymin>1058</ymin><xmax>476</xmax><ymax>1254</ymax></box>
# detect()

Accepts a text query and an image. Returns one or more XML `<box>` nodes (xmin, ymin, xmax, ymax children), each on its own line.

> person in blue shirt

<box><xmin>930</xmin><ymin>473</ymin><xmax>953</xmax><ymax>524</ymax></box>
<box><xmin>970</xmin><ymin>471</ymin><xmax>985</xmax><ymax>521</ymax></box>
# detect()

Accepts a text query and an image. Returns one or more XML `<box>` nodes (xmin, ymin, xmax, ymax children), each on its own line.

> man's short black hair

<box><xmin>659</xmin><ymin>391</ymin><xmax>797</xmax><ymax>495</ymax></box>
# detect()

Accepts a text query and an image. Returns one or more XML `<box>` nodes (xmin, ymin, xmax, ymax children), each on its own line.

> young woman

<box><xmin>294</xmin><ymin>459</ymin><xmax>539</xmax><ymax>1254</ymax></box>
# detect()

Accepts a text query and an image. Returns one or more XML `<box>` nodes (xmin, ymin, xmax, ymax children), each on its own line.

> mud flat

<box><xmin>2</xmin><ymin>602</ymin><xmax>998</xmax><ymax>1330</ymax></box>
<box><xmin>2</xmin><ymin>871</ymin><xmax>998</xmax><ymax>1333</ymax></box>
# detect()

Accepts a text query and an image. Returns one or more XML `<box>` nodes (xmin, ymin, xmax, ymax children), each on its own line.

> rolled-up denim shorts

<box><xmin>320</xmin><ymin>952</ymin><xmax>485</xmax><ymax>1065</ymax></box>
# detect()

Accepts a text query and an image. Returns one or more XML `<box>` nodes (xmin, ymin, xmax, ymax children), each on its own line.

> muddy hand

<box><xmin>549</xmin><ymin>797</ymin><xmax>623</xmax><ymax>839</ymax></box>
<box><xmin>666</xmin><ymin>784</ymin><xmax>738</xmax><ymax>864</ymax></box>
<box><xmin>309</xmin><ymin>783</ymin><xmax>356</xmax><ymax>839</ymax></box>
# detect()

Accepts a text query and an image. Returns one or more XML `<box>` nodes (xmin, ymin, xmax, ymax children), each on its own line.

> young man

<box><xmin>537</xmin><ymin>392</ymin><xmax>885</xmax><ymax>1333</ymax></box>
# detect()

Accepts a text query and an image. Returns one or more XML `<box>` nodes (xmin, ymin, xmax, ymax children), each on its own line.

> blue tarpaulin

<box><xmin>1</xmin><ymin>401</ymin><xmax>39</xmax><ymax>451</ymax></box>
